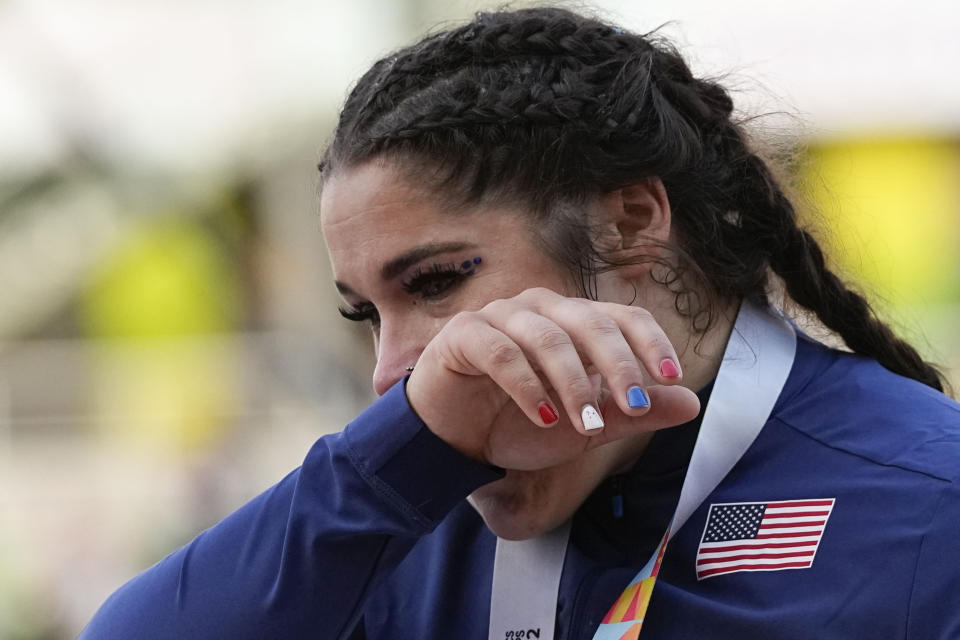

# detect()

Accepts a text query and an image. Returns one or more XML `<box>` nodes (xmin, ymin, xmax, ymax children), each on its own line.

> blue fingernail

<box><xmin>627</xmin><ymin>386</ymin><xmax>649</xmax><ymax>409</ymax></box>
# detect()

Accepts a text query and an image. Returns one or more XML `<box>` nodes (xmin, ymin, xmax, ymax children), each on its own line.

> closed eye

<box><xmin>338</xmin><ymin>304</ymin><xmax>380</xmax><ymax>326</ymax></box>
<box><xmin>402</xmin><ymin>262</ymin><xmax>469</xmax><ymax>300</ymax></box>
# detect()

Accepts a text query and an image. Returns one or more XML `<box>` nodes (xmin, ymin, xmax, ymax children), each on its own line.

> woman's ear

<box><xmin>593</xmin><ymin>177</ymin><xmax>672</xmax><ymax>265</ymax></box>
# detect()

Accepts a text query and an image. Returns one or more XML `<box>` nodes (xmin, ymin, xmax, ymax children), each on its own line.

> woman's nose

<box><xmin>372</xmin><ymin>360</ymin><xmax>408</xmax><ymax>397</ymax></box>
<box><xmin>371</xmin><ymin>331</ymin><xmax>421</xmax><ymax>397</ymax></box>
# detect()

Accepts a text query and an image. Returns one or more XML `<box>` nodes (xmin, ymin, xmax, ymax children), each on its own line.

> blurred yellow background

<box><xmin>1</xmin><ymin>1</ymin><xmax>958</xmax><ymax>637</ymax></box>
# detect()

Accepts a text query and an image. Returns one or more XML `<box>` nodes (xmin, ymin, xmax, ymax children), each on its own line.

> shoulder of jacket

<box><xmin>771</xmin><ymin>334</ymin><xmax>960</xmax><ymax>483</ymax></box>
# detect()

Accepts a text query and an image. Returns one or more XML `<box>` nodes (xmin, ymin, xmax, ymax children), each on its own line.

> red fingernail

<box><xmin>538</xmin><ymin>402</ymin><xmax>559</xmax><ymax>425</ymax></box>
<box><xmin>659</xmin><ymin>359</ymin><xmax>681</xmax><ymax>378</ymax></box>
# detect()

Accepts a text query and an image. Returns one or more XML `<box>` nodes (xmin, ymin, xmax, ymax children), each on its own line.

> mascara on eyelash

<box><xmin>338</xmin><ymin>305</ymin><xmax>379</xmax><ymax>323</ymax></box>
<box><xmin>339</xmin><ymin>257</ymin><xmax>484</xmax><ymax>322</ymax></box>
<box><xmin>402</xmin><ymin>257</ymin><xmax>482</xmax><ymax>294</ymax></box>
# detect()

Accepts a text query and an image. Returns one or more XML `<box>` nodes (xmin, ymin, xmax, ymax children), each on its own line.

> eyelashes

<box><xmin>338</xmin><ymin>304</ymin><xmax>379</xmax><ymax>325</ymax></box>
<box><xmin>338</xmin><ymin>258</ymin><xmax>482</xmax><ymax>326</ymax></box>
<box><xmin>401</xmin><ymin>262</ymin><xmax>468</xmax><ymax>298</ymax></box>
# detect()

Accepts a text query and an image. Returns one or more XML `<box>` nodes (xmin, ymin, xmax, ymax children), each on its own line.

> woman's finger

<box><xmin>482</xmin><ymin>307</ymin><xmax>606</xmax><ymax>435</ymax></box>
<box><xmin>537</xmin><ymin>296</ymin><xmax>656</xmax><ymax>419</ymax></box>
<box><xmin>599</xmin><ymin>302</ymin><xmax>684</xmax><ymax>385</ymax></box>
<box><xmin>584</xmin><ymin>384</ymin><xmax>701</xmax><ymax>451</ymax></box>
<box><xmin>439</xmin><ymin>312</ymin><xmax>560</xmax><ymax>429</ymax></box>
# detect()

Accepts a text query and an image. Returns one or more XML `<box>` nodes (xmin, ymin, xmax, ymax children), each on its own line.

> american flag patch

<box><xmin>695</xmin><ymin>498</ymin><xmax>835</xmax><ymax>580</ymax></box>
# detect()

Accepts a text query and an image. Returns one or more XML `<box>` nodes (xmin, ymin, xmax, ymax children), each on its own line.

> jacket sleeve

<box><xmin>905</xmin><ymin>479</ymin><xmax>960</xmax><ymax>640</ymax></box>
<box><xmin>78</xmin><ymin>378</ymin><xmax>503</xmax><ymax>639</ymax></box>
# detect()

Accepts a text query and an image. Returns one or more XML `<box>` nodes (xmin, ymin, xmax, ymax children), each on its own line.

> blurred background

<box><xmin>1</xmin><ymin>0</ymin><xmax>958</xmax><ymax>637</ymax></box>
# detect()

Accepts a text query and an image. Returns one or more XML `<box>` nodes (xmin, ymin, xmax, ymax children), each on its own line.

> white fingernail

<box><xmin>581</xmin><ymin>404</ymin><xmax>604</xmax><ymax>430</ymax></box>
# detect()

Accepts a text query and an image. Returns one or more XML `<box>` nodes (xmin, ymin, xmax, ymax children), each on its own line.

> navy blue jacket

<box><xmin>80</xmin><ymin>335</ymin><xmax>960</xmax><ymax>639</ymax></box>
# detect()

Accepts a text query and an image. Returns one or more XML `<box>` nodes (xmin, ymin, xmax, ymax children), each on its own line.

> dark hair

<box><xmin>320</xmin><ymin>7</ymin><xmax>945</xmax><ymax>392</ymax></box>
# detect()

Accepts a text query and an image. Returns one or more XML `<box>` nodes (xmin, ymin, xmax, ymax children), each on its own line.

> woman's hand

<box><xmin>404</xmin><ymin>287</ymin><xmax>701</xmax><ymax>470</ymax></box>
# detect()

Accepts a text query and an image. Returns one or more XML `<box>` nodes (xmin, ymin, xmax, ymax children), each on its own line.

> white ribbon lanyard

<box><xmin>488</xmin><ymin>521</ymin><xmax>571</xmax><ymax>640</ymax></box>
<box><xmin>488</xmin><ymin>301</ymin><xmax>798</xmax><ymax>640</ymax></box>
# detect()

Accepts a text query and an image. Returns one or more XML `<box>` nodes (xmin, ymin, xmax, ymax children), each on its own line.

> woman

<box><xmin>81</xmin><ymin>7</ymin><xmax>960</xmax><ymax>639</ymax></box>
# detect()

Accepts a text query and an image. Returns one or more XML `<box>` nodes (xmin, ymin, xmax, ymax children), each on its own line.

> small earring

<box><xmin>405</xmin><ymin>366</ymin><xmax>415</xmax><ymax>372</ymax></box>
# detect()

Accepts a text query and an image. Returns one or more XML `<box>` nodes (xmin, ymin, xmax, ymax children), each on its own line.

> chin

<box><xmin>467</xmin><ymin>469</ymin><xmax>571</xmax><ymax>541</ymax></box>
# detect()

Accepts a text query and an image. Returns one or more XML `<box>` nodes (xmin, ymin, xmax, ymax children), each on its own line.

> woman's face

<box><xmin>320</xmin><ymin>160</ymin><xmax>653</xmax><ymax>539</ymax></box>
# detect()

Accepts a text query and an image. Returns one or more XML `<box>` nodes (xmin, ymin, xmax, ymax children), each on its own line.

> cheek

<box><xmin>413</xmin><ymin>310</ymin><xmax>455</xmax><ymax>341</ymax></box>
<box><xmin>374</xmin><ymin>307</ymin><xmax>449</xmax><ymax>358</ymax></box>
<box><xmin>470</xmin><ymin>265</ymin><xmax>577</xmax><ymax>307</ymax></box>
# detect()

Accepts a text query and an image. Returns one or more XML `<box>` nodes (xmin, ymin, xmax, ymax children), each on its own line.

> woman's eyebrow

<box><xmin>380</xmin><ymin>241</ymin><xmax>477</xmax><ymax>280</ymax></box>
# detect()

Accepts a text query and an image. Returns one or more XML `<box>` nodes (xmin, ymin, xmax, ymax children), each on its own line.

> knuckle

<box><xmin>536</xmin><ymin>326</ymin><xmax>572</xmax><ymax>353</ymax></box>
<box><xmin>623</xmin><ymin>306</ymin><xmax>654</xmax><ymax>324</ymax></box>
<box><xmin>520</xmin><ymin>286</ymin><xmax>555</xmax><ymax>301</ymax></box>
<box><xmin>482</xmin><ymin>298</ymin><xmax>511</xmax><ymax>317</ymax></box>
<box><xmin>488</xmin><ymin>341</ymin><xmax>522</xmax><ymax>368</ymax></box>
<box><xmin>644</xmin><ymin>335</ymin><xmax>674</xmax><ymax>355</ymax></box>
<box><xmin>552</xmin><ymin>297</ymin><xmax>587</xmax><ymax>322</ymax></box>
<box><xmin>511</xmin><ymin>373</ymin><xmax>543</xmax><ymax>399</ymax></box>
<box><xmin>563</xmin><ymin>376</ymin><xmax>595</xmax><ymax>400</ymax></box>
<box><xmin>558</xmin><ymin>296</ymin><xmax>589</xmax><ymax>310</ymax></box>
<box><xmin>610</xmin><ymin>356</ymin><xmax>641</xmax><ymax>380</ymax></box>
<box><xmin>502</xmin><ymin>309</ymin><xmax>534</xmax><ymax>336</ymax></box>
<box><xmin>583</xmin><ymin>312</ymin><xmax>619</xmax><ymax>336</ymax></box>
<box><xmin>446</xmin><ymin>310</ymin><xmax>478</xmax><ymax>332</ymax></box>
<box><xmin>434</xmin><ymin>342</ymin><xmax>463</xmax><ymax>371</ymax></box>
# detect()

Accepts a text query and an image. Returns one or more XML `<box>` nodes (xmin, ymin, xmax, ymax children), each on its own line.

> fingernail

<box><xmin>659</xmin><ymin>358</ymin><xmax>681</xmax><ymax>378</ymax></box>
<box><xmin>581</xmin><ymin>404</ymin><xmax>604</xmax><ymax>430</ymax></box>
<box><xmin>538</xmin><ymin>402</ymin><xmax>559</xmax><ymax>425</ymax></box>
<box><xmin>627</xmin><ymin>386</ymin><xmax>650</xmax><ymax>409</ymax></box>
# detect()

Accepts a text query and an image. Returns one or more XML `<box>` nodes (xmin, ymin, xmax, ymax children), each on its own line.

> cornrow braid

<box><xmin>330</xmin><ymin>13</ymin><xmax>637</xmax><ymax>157</ymax></box>
<box><xmin>780</xmin><ymin>229</ymin><xmax>944</xmax><ymax>391</ymax></box>
<box><xmin>321</xmin><ymin>7</ymin><xmax>946</xmax><ymax>392</ymax></box>
<box><xmin>771</xmin><ymin>215</ymin><xmax>945</xmax><ymax>390</ymax></box>
<box><xmin>717</xmin><ymin>140</ymin><xmax>945</xmax><ymax>391</ymax></box>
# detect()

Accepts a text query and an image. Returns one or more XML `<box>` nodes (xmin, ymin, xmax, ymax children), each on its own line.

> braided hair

<box><xmin>320</xmin><ymin>7</ymin><xmax>945</xmax><ymax>392</ymax></box>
